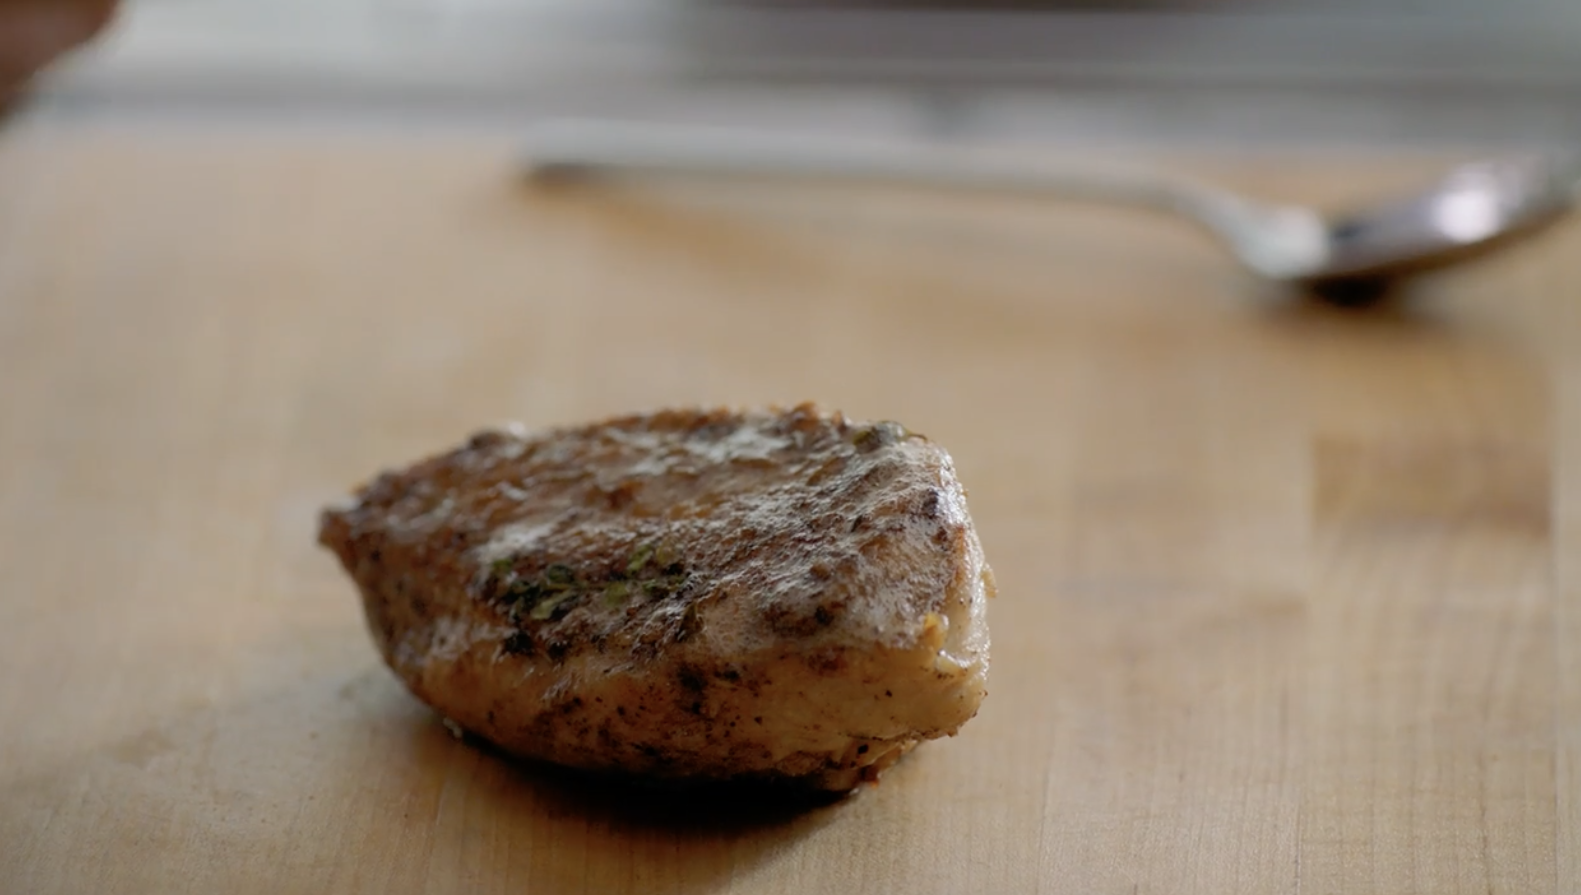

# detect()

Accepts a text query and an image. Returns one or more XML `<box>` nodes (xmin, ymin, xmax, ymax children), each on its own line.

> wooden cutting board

<box><xmin>1</xmin><ymin>125</ymin><xmax>1576</xmax><ymax>895</ymax></box>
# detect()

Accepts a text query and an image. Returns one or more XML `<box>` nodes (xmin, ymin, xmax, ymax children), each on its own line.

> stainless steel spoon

<box><xmin>520</xmin><ymin>119</ymin><xmax>1580</xmax><ymax>289</ymax></box>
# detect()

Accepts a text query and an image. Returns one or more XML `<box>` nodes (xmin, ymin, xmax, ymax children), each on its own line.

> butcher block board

<box><xmin>0</xmin><ymin>125</ymin><xmax>1577</xmax><ymax>895</ymax></box>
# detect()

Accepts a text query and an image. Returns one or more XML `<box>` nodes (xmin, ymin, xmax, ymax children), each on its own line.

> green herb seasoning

<box><xmin>504</xmin><ymin>577</ymin><xmax>546</xmax><ymax>603</ymax></box>
<box><xmin>654</xmin><ymin>542</ymin><xmax>680</xmax><ymax>570</ymax></box>
<box><xmin>851</xmin><ymin>421</ymin><xmax>908</xmax><ymax>453</ymax></box>
<box><xmin>627</xmin><ymin>543</ymin><xmax>656</xmax><ymax>575</ymax></box>
<box><xmin>603</xmin><ymin>581</ymin><xmax>631</xmax><ymax>607</ymax></box>
<box><xmin>641</xmin><ymin>572</ymin><xmax>689</xmax><ymax>599</ymax></box>
<box><xmin>491</xmin><ymin>539</ymin><xmax>690</xmax><ymax>622</ymax></box>
<box><xmin>496</xmin><ymin>564</ymin><xmax>583</xmax><ymax>621</ymax></box>
<box><xmin>529</xmin><ymin>591</ymin><xmax>577</xmax><ymax>621</ymax></box>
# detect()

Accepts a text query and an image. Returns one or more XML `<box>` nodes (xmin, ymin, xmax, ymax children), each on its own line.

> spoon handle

<box><xmin>520</xmin><ymin>119</ymin><xmax>1232</xmax><ymax>220</ymax></box>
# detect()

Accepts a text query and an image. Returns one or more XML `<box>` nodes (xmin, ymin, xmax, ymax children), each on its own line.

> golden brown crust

<box><xmin>318</xmin><ymin>403</ymin><xmax>992</xmax><ymax>790</ymax></box>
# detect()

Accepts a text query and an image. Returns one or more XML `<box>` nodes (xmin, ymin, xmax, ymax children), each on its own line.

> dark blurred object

<box><xmin>0</xmin><ymin>0</ymin><xmax>115</xmax><ymax>105</ymax></box>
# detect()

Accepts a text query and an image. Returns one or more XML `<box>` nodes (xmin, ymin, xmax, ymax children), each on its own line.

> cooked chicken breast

<box><xmin>317</xmin><ymin>404</ymin><xmax>993</xmax><ymax>791</ymax></box>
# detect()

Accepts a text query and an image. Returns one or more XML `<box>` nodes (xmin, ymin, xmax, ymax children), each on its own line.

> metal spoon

<box><xmin>520</xmin><ymin>119</ymin><xmax>1580</xmax><ymax>289</ymax></box>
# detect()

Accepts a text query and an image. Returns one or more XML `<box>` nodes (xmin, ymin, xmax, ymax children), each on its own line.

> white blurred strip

<box><xmin>25</xmin><ymin>1</ymin><xmax>1581</xmax><ymax>148</ymax></box>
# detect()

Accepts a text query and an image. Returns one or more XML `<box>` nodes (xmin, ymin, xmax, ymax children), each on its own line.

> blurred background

<box><xmin>23</xmin><ymin>0</ymin><xmax>1581</xmax><ymax>151</ymax></box>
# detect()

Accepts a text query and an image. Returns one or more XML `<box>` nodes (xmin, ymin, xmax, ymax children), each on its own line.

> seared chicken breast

<box><xmin>317</xmin><ymin>404</ymin><xmax>993</xmax><ymax>791</ymax></box>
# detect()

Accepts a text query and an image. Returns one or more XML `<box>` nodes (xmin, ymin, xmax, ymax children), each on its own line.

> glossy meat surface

<box><xmin>318</xmin><ymin>404</ymin><xmax>993</xmax><ymax>790</ymax></box>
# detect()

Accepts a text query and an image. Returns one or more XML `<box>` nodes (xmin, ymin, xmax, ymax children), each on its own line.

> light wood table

<box><xmin>1</xmin><ymin>125</ymin><xmax>1577</xmax><ymax>894</ymax></box>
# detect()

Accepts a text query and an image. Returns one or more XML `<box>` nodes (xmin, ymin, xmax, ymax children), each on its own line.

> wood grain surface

<box><xmin>0</xmin><ymin>124</ymin><xmax>1576</xmax><ymax>894</ymax></box>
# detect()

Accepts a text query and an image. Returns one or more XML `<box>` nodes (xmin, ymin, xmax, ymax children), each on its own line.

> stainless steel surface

<box><xmin>520</xmin><ymin>119</ymin><xmax>1581</xmax><ymax>286</ymax></box>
